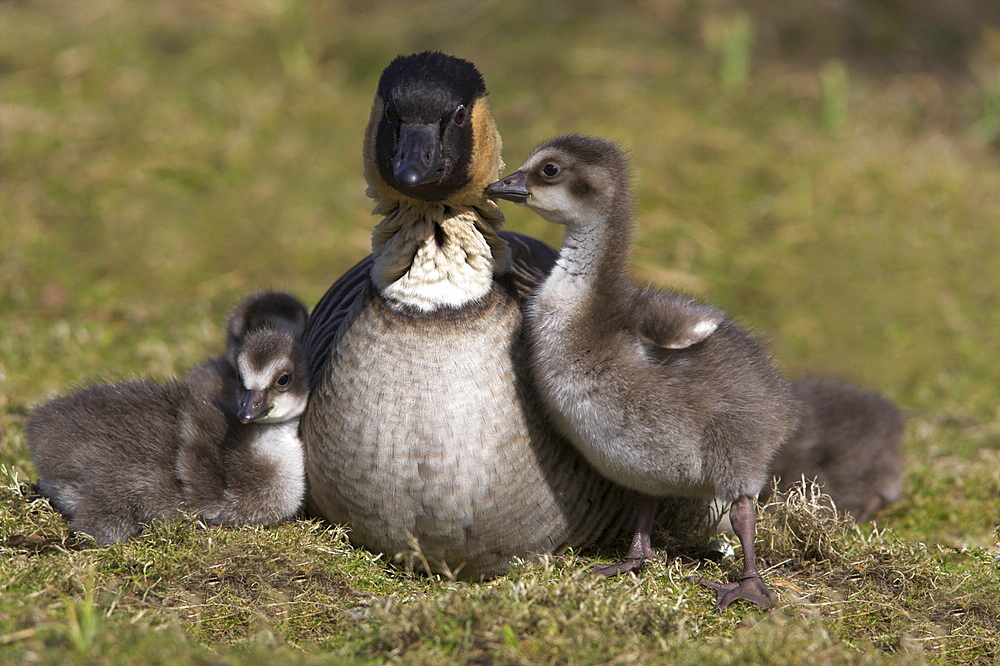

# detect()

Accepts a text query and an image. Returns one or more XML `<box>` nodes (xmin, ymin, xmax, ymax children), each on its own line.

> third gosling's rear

<box><xmin>487</xmin><ymin>134</ymin><xmax>797</xmax><ymax>611</ymax></box>
<box><xmin>773</xmin><ymin>376</ymin><xmax>904</xmax><ymax>522</ymax></box>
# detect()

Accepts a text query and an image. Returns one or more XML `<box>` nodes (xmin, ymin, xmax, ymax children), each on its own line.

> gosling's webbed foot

<box><xmin>594</xmin><ymin>556</ymin><xmax>647</xmax><ymax>577</ymax></box>
<box><xmin>695</xmin><ymin>495</ymin><xmax>773</xmax><ymax>612</ymax></box>
<box><xmin>688</xmin><ymin>573</ymin><xmax>774</xmax><ymax>612</ymax></box>
<box><xmin>595</xmin><ymin>494</ymin><xmax>658</xmax><ymax>578</ymax></box>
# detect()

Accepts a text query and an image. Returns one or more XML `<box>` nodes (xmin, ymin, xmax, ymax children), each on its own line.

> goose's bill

<box><xmin>393</xmin><ymin>122</ymin><xmax>445</xmax><ymax>187</ymax></box>
<box><xmin>237</xmin><ymin>389</ymin><xmax>270</xmax><ymax>424</ymax></box>
<box><xmin>485</xmin><ymin>171</ymin><xmax>530</xmax><ymax>204</ymax></box>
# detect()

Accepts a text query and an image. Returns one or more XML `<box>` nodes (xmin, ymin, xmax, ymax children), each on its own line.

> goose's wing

<box><xmin>500</xmin><ymin>230</ymin><xmax>558</xmax><ymax>302</ymax></box>
<box><xmin>302</xmin><ymin>254</ymin><xmax>373</xmax><ymax>388</ymax></box>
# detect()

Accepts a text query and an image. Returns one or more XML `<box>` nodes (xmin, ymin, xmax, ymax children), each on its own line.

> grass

<box><xmin>2</xmin><ymin>1</ymin><xmax>999</xmax><ymax>663</ymax></box>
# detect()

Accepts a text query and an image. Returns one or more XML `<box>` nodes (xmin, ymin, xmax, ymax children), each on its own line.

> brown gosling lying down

<box><xmin>27</xmin><ymin>328</ymin><xmax>308</xmax><ymax>545</ymax></box>
<box><xmin>770</xmin><ymin>376</ymin><xmax>904</xmax><ymax>522</ymax></box>
<box><xmin>487</xmin><ymin>134</ymin><xmax>797</xmax><ymax>611</ymax></box>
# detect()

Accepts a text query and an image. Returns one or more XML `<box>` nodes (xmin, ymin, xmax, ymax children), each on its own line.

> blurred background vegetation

<box><xmin>1</xmin><ymin>1</ymin><xmax>998</xmax><ymax>663</ymax></box>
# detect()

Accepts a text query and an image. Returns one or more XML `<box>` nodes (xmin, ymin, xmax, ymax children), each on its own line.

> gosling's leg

<box><xmin>693</xmin><ymin>495</ymin><xmax>774</xmax><ymax>611</ymax></box>
<box><xmin>595</xmin><ymin>494</ymin><xmax>658</xmax><ymax>577</ymax></box>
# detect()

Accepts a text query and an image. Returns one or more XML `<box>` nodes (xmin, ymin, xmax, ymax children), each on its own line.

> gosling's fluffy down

<box><xmin>27</xmin><ymin>328</ymin><xmax>309</xmax><ymax>545</ymax></box>
<box><xmin>187</xmin><ymin>290</ymin><xmax>307</xmax><ymax>405</ymax></box>
<box><xmin>488</xmin><ymin>134</ymin><xmax>796</xmax><ymax>611</ymax></box>
<box><xmin>768</xmin><ymin>376</ymin><xmax>904</xmax><ymax>522</ymax></box>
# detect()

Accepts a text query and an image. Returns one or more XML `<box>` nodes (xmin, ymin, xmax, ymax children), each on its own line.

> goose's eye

<box><xmin>384</xmin><ymin>103</ymin><xmax>399</xmax><ymax>122</ymax></box>
<box><xmin>276</xmin><ymin>374</ymin><xmax>290</xmax><ymax>388</ymax></box>
<box><xmin>453</xmin><ymin>105</ymin><xmax>467</xmax><ymax>125</ymax></box>
<box><xmin>542</xmin><ymin>163</ymin><xmax>560</xmax><ymax>178</ymax></box>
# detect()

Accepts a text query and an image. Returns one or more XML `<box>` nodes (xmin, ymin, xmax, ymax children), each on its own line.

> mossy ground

<box><xmin>2</xmin><ymin>2</ymin><xmax>998</xmax><ymax>664</ymax></box>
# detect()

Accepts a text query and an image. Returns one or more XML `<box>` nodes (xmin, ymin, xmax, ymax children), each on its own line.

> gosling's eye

<box><xmin>384</xmin><ymin>103</ymin><xmax>399</xmax><ymax>122</ymax></box>
<box><xmin>542</xmin><ymin>163</ymin><xmax>560</xmax><ymax>178</ymax></box>
<box><xmin>453</xmin><ymin>105</ymin><xmax>467</xmax><ymax>125</ymax></box>
<box><xmin>276</xmin><ymin>374</ymin><xmax>290</xmax><ymax>388</ymax></box>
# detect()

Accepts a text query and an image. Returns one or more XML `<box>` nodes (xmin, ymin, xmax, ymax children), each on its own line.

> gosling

<box><xmin>769</xmin><ymin>376</ymin><xmax>904</xmax><ymax>522</ymax></box>
<box><xmin>26</xmin><ymin>328</ymin><xmax>309</xmax><ymax>545</ymax></box>
<box><xmin>487</xmin><ymin>134</ymin><xmax>796</xmax><ymax>611</ymax></box>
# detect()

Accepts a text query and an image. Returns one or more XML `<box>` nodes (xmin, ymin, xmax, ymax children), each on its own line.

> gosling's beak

<box><xmin>393</xmin><ymin>122</ymin><xmax>445</xmax><ymax>187</ymax></box>
<box><xmin>237</xmin><ymin>389</ymin><xmax>270</xmax><ymax>424</ymax></box>
<box><xmin>486</xmin><ymin>171</ymin><xmax>530</xmax><ymax>204</ymax></box>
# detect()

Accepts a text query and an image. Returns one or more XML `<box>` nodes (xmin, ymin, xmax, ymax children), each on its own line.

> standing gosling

<box><xmin>487</xmin><ymin>134</ymin><xmax>796</xmax><ymax>611</ymax></box>
<box><xmin>26</xmin><ymin>328</ymin><xmax>308</xmax><ymax>545</ymax></box>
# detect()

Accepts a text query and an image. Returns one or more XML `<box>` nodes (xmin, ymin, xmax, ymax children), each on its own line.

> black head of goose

<box><xmin>301</xmin><ymin>53</ymin><xmax>706</xmax><ymax>581</ymax></box>
<box><xmin>487</xmin><ymin>134</ymin><xmax>797</xmax><ymax>611</ymax></box>
<box><xmin>26</xmin><ymin>327</ymin><xmax>308</xmax><ymax>544</ymax></box>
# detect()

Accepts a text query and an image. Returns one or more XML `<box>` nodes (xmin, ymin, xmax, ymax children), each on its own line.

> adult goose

<box><xmin>301</xmin><ymin>52</ymin><xmax>705</xmax><ymax>580</ymax></box>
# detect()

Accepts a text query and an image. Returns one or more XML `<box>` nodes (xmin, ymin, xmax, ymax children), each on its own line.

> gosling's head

<box><xmin>486</xmin><ymin>134</ymin><xmax>630</xmax><ymax>229</ymax></box>
<box><xmin>225</xmin><ymin>290</ymin><xmax>308</xmax><ymax>361</ymax></box>
<box><xmin>364</xmin><ymin>51</ymin><xmax>503</xmax><ymax>207</ymax></box>
<box><xmin>234</xmin><ymin>329</ymin><xmax>308</xmax><ymax>425</ymax></box>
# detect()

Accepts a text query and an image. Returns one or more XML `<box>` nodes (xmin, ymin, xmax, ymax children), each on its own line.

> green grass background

<box><xmin>2</xmin><ymin>1</ymin><xmax>998</xmax><ymax>663</ymax></box>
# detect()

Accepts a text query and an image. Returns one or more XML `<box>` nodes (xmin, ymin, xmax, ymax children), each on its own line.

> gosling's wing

<box><xmin>500</xmin><ymin>230</ymin><xmax>558</xmax><ymax>302</ymax></box>
<box><xmin>635</xmin><ymin>288</ymin><xmax>725</xmax><ymax>350</ymax></box>
<box><xmin>302</xmin><ymin>254</ymin><xmax>373</xmax><ymax>388</ymax></box>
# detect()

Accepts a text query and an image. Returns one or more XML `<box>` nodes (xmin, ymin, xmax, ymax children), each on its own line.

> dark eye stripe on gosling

<box><xmin>299</xmin><ymin>54</ymin><xmax>701</xmax><ymax>581</ymax></box>
<box><xmin>491</xmin><ymin>133</ymin><xmax>797</xmax><ymax>612</ymax></box>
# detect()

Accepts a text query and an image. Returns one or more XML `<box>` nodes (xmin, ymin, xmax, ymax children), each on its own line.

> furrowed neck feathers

<box><xmin>552</xmin><ymin>184</ymin><xmax>633</xmax><ymax>304</ymax></box>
